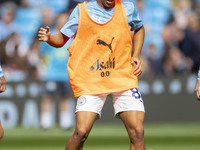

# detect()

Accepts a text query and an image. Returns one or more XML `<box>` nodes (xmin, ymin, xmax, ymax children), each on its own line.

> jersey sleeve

<box><xmin>124</xmin><ymin>1</ymin><xmax>143</xmax><ymax>31</ymax></box>
<box><xmin>60</xmin><ymin>5</ymin><xmax>79</xmax><ymax>38</ymax></box>
<box><xmin>198</xmin><ymin>66</ymin><xmax>200</xmax><ymax>80</ymax></box>
<box><xmin>0</xmin><ymin>64</ymin><xmax>3</xmax><ymax>78</ymax></box>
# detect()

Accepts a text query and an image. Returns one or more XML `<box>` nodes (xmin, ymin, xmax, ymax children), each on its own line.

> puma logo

<box><xmin>96</xmin><ymin>37</ymin><xmax>115</xmax><ymax>53</ymax></box>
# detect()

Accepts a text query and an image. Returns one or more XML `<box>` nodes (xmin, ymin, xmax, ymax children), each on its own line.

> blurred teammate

<box><xmin>38</xmin><ymin>0</ymin><xmax>145</xmax><ymax>149</ymax></box>
<box><xmin>0</xmin><ymin>64</ymin><xmax>6</xmax><ymax>140</ymax></box>
<box><xmin>40</xmin><ymin>12</ymin><xmax>74</xmax><ymax>130</ymax></box>
<box><xmin>195</xmin><ymin>66</ymin><xmax>200</xmax><ymax>100</ymax></box>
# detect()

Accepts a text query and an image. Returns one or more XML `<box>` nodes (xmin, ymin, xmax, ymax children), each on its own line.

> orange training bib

<box><xmin>67</xmin><ymin>0</ymin><xmax>138</xmax><ymax>97</ymax></box>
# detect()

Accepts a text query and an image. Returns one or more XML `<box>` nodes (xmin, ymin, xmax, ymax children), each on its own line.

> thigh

<box><xmin>76</xmin><ymin>94</ymin><xmax>107</xmax><ymax>119</ymax></box>
<box><xmin>75</xmin><ymin>111</ymin><xmax>98</xmax><ymax>133</ymax></box>
<box><xmin>112</xmin><ymin>88</ymin><xmax>145</xmax><ymax>118</ymax></box>
<box><xmin>119</xmin><ymin>111</ymin><xmax>145</xmax><ymax>138</ymax></box>
<box><xmin>119</xmin><ymin>111</ymin><xmax>145</xmax><ymax>128</ymax></box>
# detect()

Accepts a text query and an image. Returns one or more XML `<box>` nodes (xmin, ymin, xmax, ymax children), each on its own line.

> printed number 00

<box><xmin>101</xmin><ymin>71</ymin><xmax>110</xmax><ymax>77</ymax></box>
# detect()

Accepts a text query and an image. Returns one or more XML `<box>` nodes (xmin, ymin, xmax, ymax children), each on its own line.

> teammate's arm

<box><xmin>0</xmin><ymin>76</ymin><xmax>6</xmax><ymax>93</ymax></box>
<box><xmin>132</xmin><ymin>25</ymin><xmax>145</xmax><ymax>77</ymax></box>
<box><xmin>0</xmin><ymin>65</ymin><xmax>6</xmax><ymax>93</ymax></box>
<box><xmin>38</xmin><ymin>26</ymin><xmax>69</xmax><ymax>48</ymax></box>
<box><xmin>195</xmin><ymin>67</ymin><xmax>200</xmax><ymax>100</ymax></box>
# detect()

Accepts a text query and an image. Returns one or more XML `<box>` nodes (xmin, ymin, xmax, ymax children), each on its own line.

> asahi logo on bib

<box><xmin>90</xmin><ymin>57</ymin><xmax>115</xmax><ymax>77</ymax></box>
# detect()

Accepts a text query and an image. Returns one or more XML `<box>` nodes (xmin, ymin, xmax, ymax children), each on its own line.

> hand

<box><xmin>0</xmin><ymin>76</ymin><xmax>6</xmax><ymax>93</ymax></box>
<box><xmin>131</xmin><ymin>57</ymin><xmax>143</xmax><ymax>77</ymax></box>
<box><xmin>38</xmin><ymin>26</ymin><xmax>51</xmax><ymax>42</ymax></box>
<box><xmin>195</xmin><ymin>80</ymin><xmax>200</xmax><ymax>101</ymax></box>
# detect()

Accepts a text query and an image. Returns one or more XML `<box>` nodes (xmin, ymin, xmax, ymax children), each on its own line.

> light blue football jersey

<box><xmin>61</xmin><ymin>0</ymin><xmax>143</xmax><ymax>38</ymax></box>
<box><xmin>198</xmin><ymin>66</ymin><xmax>200</xmax><ymax>80</ymax></box>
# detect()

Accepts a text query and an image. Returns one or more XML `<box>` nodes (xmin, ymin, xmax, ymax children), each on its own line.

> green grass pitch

<box><xmin>1</xmin><ymin>123</ymin><xmax>200</xmax><ymax>150</ymax></box>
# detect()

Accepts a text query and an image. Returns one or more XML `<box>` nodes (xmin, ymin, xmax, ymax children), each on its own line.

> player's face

<box><xmin>97</xmin><ymin>0</ymin><xmax>115</xmax><ymax>9</ymax></box>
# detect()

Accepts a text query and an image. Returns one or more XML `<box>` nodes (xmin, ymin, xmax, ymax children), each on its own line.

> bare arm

<box><xmin>195</xmin><ymin>80</ymin><xmax>200</xmax><ymax>100</ymax></box>
<box><xmin>132</xmin><ymin>26</ymin><xmax>145</xmax><ymax>77</ymax></box>
<box><xmin>38</xmin><ymin>26</ymin><xmax>69</xmax><ymax>48</ymax></box>
<box><xmin>0</xmin><ymin>76</ymin><xmax>6</xmax><ymax>93</ymax></box>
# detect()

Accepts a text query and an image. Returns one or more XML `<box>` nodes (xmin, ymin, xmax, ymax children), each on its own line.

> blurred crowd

<box><xmin>0</xmin><ymin>0</ymin><xmax>199</xmax><ymax>81</ymax></box>
<box><xmin>140</xmin><ymin>0</ymin><xmax>200</xmax><ymax>77</ymax></box>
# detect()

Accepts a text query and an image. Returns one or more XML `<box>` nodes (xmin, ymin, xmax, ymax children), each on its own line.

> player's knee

<box><xmin>135</xmin><ymin>126</ymin><xmax>144</xmax><ymax>140</ymax></box>
<box><xmin>129</xmin><ymin>126</ymin><xmax>144</xmax><ymax>143</ymax></box>
<box><xmin>75</xmin><ymin>128</ymin><xmax>89</xmax><ymax>143</ymax></box>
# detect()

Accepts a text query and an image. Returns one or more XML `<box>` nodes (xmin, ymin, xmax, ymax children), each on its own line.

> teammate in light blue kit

<box><xmin>195</xmin><ymin>66</ymin><xmax>200</xmax><ymax>100</ymax></box>
<box><xmin>40</xmin><ymin>12</ymin><xmax>74</xmax><ymax>130</ymax></box>
<box><xmin>0</xmin><ymin>64</ymin><xmax>6</xmax><ymax>140</ymax></box>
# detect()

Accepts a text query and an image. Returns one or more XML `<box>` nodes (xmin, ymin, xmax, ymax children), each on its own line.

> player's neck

<box><xmin>96</xmin><ymin>0</ymin><xmax>115</xmax><ymax>9</ymax></box>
